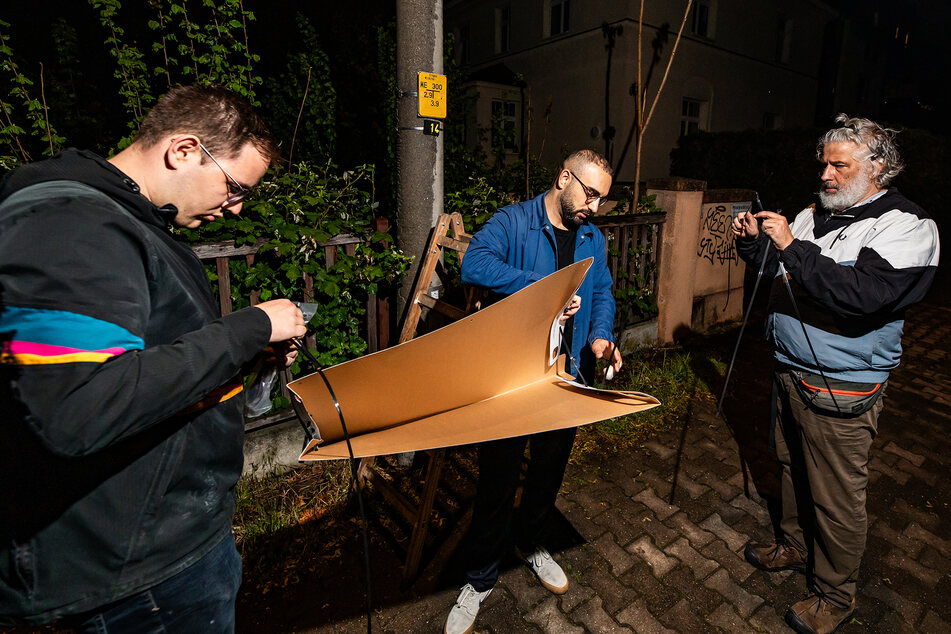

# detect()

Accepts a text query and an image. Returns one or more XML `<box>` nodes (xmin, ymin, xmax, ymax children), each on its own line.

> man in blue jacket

<box><xmin>733</xmin><ymin>115</ymin><xmax>939</xmax><ymax>634</ymax></box>
<box><xmin>446</xmin><ymin>149</ymin><xmax>621</xmax><ymax>634</ymax></box>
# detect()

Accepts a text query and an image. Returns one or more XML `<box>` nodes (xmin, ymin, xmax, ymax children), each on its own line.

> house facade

<box><xmin>445</xmin><ymin>0</ymin><xmax>872</xmax><ymax>184</ymax></box>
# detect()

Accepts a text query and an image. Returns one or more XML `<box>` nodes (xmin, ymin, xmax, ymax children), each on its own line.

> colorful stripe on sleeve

<box><xmin>1</xmin><ymin>306</ymin><xmax>144</xmax><ymax>365</ymax></box>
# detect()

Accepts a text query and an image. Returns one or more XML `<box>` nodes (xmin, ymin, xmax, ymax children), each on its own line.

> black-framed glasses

<box><xmin>568</xmin><ymin>170</ymin><xmax>608</xmax><ymax>207</ymax></box>
<box><xmin>199</xmin><ymin>142</ymin><xmax>251</xmax><ymax>207</ymax></box>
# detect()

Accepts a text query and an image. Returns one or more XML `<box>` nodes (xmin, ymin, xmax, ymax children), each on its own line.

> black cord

<box><xmin>716</xmin><ymin>236</ymin><xmax>770</xmax><ymax>417</ymax></box>
<box><xmin>776</xmin><ymin>264</ymin><xmax>842</xmax><ymax>414</ymax></box>
<box><xmin>290</xmin><ymin>339</ymin><xmax>374</xmax><ymax>634</ymax></box>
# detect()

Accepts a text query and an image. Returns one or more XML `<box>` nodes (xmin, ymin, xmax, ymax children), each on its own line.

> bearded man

<box><xmin>732</xmin><ymin>115</ymin><xmax>939</xmax><ymax>634</ymax></box>
<box><xmin>445</xmin><ymin>149</ymin><xmax>621</xmax><ymax>634</ymax></box>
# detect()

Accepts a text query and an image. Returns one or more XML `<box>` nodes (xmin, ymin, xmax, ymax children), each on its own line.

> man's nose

<box><xmin>226</xmin><ymin>201</ymin><xmax>244</xmax><ymax>215</ymax></box>
<box><xmin>820</xmin><ymin>164</ymin><xmax>836</xmax><ymax>182</ymax></box>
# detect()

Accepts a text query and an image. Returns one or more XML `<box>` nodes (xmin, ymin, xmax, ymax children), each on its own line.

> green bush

<box><xmin>180</xmin><ymin>161</ymin><xmax>412</xmax><ymax>367</ymax></box>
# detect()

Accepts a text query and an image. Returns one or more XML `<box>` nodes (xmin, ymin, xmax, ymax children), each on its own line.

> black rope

<box><xmin>716</xmin><ymin>236</ymin><xmax>770</xmax><ymax>418</ymax></box>
<box><xmin>290</xmin><ymin>339</ymin><xmax>374</xmax><ymax>634</ymax></box>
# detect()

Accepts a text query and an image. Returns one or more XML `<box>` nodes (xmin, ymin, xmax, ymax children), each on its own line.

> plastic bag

<box><xmin>244</xmin><ymin>361</ymin><xmax>277</xmax><ymax>418</ymax></box>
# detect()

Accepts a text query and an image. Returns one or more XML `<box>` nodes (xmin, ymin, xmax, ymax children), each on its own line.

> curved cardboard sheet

<box><xmin>288</xmin><ymin>258</ymin><xmax>661</xmax><ymax>461</ymax></box>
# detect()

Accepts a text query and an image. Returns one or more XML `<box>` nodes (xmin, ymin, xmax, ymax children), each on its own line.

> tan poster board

<box><xmin>289</xmin><ymin>259</ymin><xmax>661</xmax><ymax>461</ymax></box>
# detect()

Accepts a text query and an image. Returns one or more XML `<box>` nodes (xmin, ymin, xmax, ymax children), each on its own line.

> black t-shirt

<box><xmin>553</xmin><ymin>225</ymin><xmax>578</xmax><ymax>360</ymax></box>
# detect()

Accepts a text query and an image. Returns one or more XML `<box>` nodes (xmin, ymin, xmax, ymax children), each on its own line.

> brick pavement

<box><xmin>283</xmin><ymin>301</ymin><xmax>951</xmax><ymax>633</ymax></box>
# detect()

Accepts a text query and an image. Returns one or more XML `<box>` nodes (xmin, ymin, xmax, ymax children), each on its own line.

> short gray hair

<box><xmin>816</xmin><ymin>114</ymin><xmax>904</xmax><ymax>187</ymax></box>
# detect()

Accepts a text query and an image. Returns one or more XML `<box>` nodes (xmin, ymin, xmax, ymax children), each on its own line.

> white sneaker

<box><xmin>524</xmin><ymin>547</ymin><xmax>569</xmax><ymax>594</ymax></box>
<box><xmin>445</xmin><ymin>583</ymin><xmax>492</xmax><ymax>634</ymax></box>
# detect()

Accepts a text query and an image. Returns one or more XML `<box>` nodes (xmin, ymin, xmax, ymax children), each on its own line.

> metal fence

<box><xmin>592</xmin><ymin>212</ymin><xmax>666</xmax><ymax>327</ymax></box>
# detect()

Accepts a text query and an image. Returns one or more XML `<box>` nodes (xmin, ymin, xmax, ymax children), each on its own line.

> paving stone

<box><xmin>882</xmin><ymin>441</ymin><xmax>926</xmax><ymax>467</ymax></box>
<box><xmin>566</xmin><ymin>481</ymin><xmax>615</xmax><ymax>518</ymax></box>
<box><xmin>557</xmin><ymin>571</ymin><xmax>596</xmax><ymax>613</ymax></box>
<box><xmin>869</xmin><ymin>455</ymin><xmax>911</xmax><ymax>485</ymax></box>
<box><xmin>616</xmin><ymin>599</ymin><xmax>677</xmax><ymax>634</ymax></box>
<box><xmin>672</xmin><ymin>472</ymin><xmax>709</xmax><ymax>500</ymax></box>
<box><xmin>892</xmin><ymin>498</ymin><xmax>942</xmax><ymax>531</ymax></box>
<box><xmin>664</xmin><ymin>537</ymin><xmax>719</xmax><ymax>581</ymax></box>
<box><xmin>919</xmin><ymin>609</ymin><xmax>951</xmax><ymax>633</ymax></box>
<box><xmin>703</xmin><ymin>568</ymin><xmax>764</xmax><ymax>617</ymax></box>
<box><xmin>699</xmin><ymin>512</ymin><xmax>750</xmax><ymax>553</ymax></box>
<box><xmin>663</xmin><ymin>511</ymin><xmax>714</xmax><ymax>549</ymax></box>
<box><xmin>748</xmin><ymin>604</ymin><xmax>790</xmax><ymax>633</ymax></box>
<box><xmin>475</xmin><ymin>586</ymin><xmax>542</xmax><ymax>634</ymax></box>
<box><xmin>579</xmin><ymin>557</ymin><xmax>640</xmax><ymax>616</ymax></box>
<box><xmin>658</xmin><ymin>598</ymin><xmax>709</xmax><ymax>633</ymax></box>
<box><xmin>917</xmin><ymin>545</ymin><xmax>951</xmax><ymax>577</ymax></box>
<box><xmin>627</xmin><ymin>535</ymin><xmax>677</xmax><ymax>578</ymax></box>
<box><xmin>635</xmin><ymin>511</ymin><xmax>679</xmax><ymax>548</ymax></box>
<box><xmin>501</xmin><ymin>565</ymin><xmax>552</xmax><ymax>611</ymax></box>
<box><xmin>697</xmin><ymin>470</ymin><xmax>743</xmax><ymax>501</ymax></box>
<box><xmin>632</xmin><ymin>488</ymin><xmax>679</xmax><ymax>521</ymax></box>
<box><xmin>643</xmin><ymin>440</ymin><xmax>676</xmax><ymax>461</ymax></box>
<box><xmin>863</xmin><ymin>580</ymin><xmax>923</xmax><ymax>624</ymax></box>
<box><xmin>904</xmin><ymin>522</ymin><xmax>951</xmax><ymax>559</ymax></box>
<box><xmin>591</xmin><ymin>506</ymin><xmax>647</xmax><ymax>547</ymax></box>
<box><xmin>882</xmin><ymin>549</ymin><xmax>942</xmax><ymax>586</ymax></box>
<box><xmin>637</xmin><ymin>472</ymin><xmax>677</xmax><ymax>503</ymax></box>
<box><xmin>729</xmin><ymin>493</ymin><xmax>772</xmax><ymax>526</ymax></box>
<box><xmin>569</xmin><ymin>596</ymin><xmax>633</xmax><ymax>633</ymax></box>
<box><xmin>705</xmin><ymin>602</ymin><xmax>759</xmax><ymax>634</ymax></box>
<box><xmin>700</xmin><ymin>538</ymin><xmax>755</xmax><ymax>583</ymax></box>
<box><xmin>894</xmin><ymin>457</ymin><xmax>938</xmax><ymax>486</ymax></box>
<box><xmin>870</xmin><ymin>519</ymin><xmax>926</xmax><ymax>559</ymax></box>
<box><xmin>618</xmin><ymin>562</ymin><xmax>683</xmax><ymax>616</ymax></box>
<box><xmin>592</xmin><ymin>532</ymin><xmax>636</xmax><ymax>576</ymax></box>
<box><xmin>523</xmin><ymin>595</ymin><xmax>583</xmax><ymax>633</ymax></box>
<box><xmin>556</xmin><ymin>497</ymin><xmax>607</xmax><ymax>542</ymax></box>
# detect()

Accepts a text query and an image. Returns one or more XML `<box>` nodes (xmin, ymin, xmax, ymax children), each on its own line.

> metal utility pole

<box><xmin>396</xmin><ymin>0</ymin><xmax>445</xmax><ymax>320</ymax></box>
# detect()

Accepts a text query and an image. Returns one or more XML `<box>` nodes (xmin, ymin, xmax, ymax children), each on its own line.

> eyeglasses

<box><xmin>199</xmin><ymin>142</ymin><xmax>251</xmax><ymax>207</ymax></box>
<box><xmin>568</xmin><ymin>170</ymin><xmax>608</xmax><ymax>207</ymax></box>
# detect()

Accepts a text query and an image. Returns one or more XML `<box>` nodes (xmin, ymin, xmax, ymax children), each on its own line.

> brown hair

<box><xmin>135</xmin><ymin>85</ymin><xmax>279</xmax><ymax>162</ymax></box>
<box><xmin>563</xmin><ymin>149</ymin><xmax>614</xmax><ymax>177</ymax></box>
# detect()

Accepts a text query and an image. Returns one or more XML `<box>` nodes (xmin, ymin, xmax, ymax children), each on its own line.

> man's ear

<box><xmin>554</xmin><ymin>168</ymin><xmax>571</xmax><ymax>191</ymax></box>
<box><xmin>164</xmin><ymin>135</ymin><xmax>202</xmax><ymax>171</ymax></box>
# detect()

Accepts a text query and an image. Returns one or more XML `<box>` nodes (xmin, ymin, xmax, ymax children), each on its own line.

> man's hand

<box><xmin>754</xmin><ymin>211</ymin><xmax>794</xmax><ymax>250</ymax></box>
<box><xmin>255</xmin><ymin>299</ymin><xmax>307</xmax><ymax>343</ymax></box>
<box><xmin>559</xmin><ymin>295</ymin><xmax>581</xmax><ymax>324</ymax></box>
<box><xmin>591</xmin><ymin>338</ymin><xmax>622</xmax><ymax>373</ymax></box>
<box><xmin>731</xmin><ymin>210</ymin><xmax>759</xmax><ymax>239</ymax></box>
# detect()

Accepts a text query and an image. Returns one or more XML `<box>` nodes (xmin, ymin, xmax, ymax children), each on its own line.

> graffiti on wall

<box><xmin>697</xmin><ymin>203</ymin><xmax>741</xmax><ymax>265</ymax></box>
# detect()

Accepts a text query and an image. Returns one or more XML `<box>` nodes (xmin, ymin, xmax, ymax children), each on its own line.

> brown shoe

<box><xmin>785</xmin><ymin>595</ymin><xmax>855</xmax><ymax>634</ymax></box>
<box><xmin>744</xmin><ymin>541</ymin><xmax>805</xmax><ymax>573</ymax></box>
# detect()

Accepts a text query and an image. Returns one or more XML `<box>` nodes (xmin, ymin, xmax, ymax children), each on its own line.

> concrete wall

<box><xmin>650</xmin><ymin>178</ymin><xmax>752</xmax><ymax>343</ymax></box>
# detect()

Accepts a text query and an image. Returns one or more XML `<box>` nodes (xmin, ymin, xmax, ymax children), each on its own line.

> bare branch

<box><xmin>643</xmin><ymin>0</ymin><xmax>693</xmax><ymax>130</ymax></box>
<box><xmin>288</xmin><ymin>66</ymin><xmax>312</xmax><ymax>172</ymax></box>
<box><xmin>38</xmin><ymin>62</ymin><xmax>54</xmax><ymax>154</ymax></box>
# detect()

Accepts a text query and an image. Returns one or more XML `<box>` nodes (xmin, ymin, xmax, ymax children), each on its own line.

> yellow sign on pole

<box><xmin>418</xmin><ymin>72</ymin><xmax>447</xmax><ymax>119</ymax></box>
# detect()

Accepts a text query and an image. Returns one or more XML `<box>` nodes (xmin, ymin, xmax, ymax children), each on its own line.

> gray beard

<box><xmin>817</xmin><ymin>171</ymin><xmax>874</xmax><ymax>212</ymax></box>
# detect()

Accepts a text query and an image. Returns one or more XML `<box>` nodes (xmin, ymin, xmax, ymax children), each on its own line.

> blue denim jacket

<box><xmin>461</xmin><ymin>192</ymin><xmax>616</xmax><ymax>366</ymax></box>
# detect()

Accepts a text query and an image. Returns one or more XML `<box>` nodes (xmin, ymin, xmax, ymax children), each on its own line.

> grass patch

<box><xmin>234</xmin><ymin>461</ymin><xmax>351</xmax><ymax>549</ymax></box>
<box><xmin>572</xmin><ymin>345</ymin><xmax>720</xmax><ymax>461</ymax></box>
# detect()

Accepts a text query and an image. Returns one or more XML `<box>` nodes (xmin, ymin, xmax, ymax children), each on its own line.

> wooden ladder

<box><xmin>356</xmin><ymin>212</ymin><xmax>477</xmax><ymax>586</ymax></box>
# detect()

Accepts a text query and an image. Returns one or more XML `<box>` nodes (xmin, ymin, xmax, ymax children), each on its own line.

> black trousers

<box><xmin>463</xmin><ymin>426</ymin><xmax>578</xmax><ymax>591</ymax></box>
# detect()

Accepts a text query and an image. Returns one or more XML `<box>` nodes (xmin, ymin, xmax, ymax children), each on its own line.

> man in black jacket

<box><xmin>0</xmin><ymin>85</ymin><xmax>306</xmax><ymax>631</ymax></box>
<box><xmin>732</xmin><ymin>115</ymin><xmax>939</xmax><ymax>634</ymax></box>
